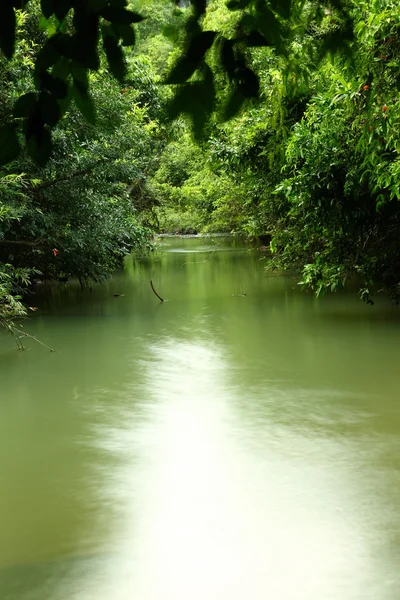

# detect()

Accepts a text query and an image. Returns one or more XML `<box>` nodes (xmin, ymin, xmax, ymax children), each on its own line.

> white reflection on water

<box><xmin>76</xmin><ymin>338</ymin><xmax>396</xmax><ymax>600</ymax></box>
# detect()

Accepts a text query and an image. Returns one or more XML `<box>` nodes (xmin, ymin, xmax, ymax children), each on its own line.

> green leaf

<box><xmin>0</xmin><ymin>125</ymin><xmax>20</xmax><ymax>165</ymax></box>
<box><xmin>0</xmin><ymin>2</ymin><xmax>16</xmax><ymax>59</ymax></box>
<box><xmin>13</xmin><ymin>93</ymin><xmax>38</xmax><ymax>118</ymax></box>
<box><xmin>39</xmin><ymin>16</ymin><xmax>57</xmax><ymax>35</ymax></box>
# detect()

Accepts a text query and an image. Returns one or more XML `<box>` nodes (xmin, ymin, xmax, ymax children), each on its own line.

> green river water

<box><xmin>1</xmin><ymin>236</ymin><xmax>400</xmax><ymax>599</ymax></box>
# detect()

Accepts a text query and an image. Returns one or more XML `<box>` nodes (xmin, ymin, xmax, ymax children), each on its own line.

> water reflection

<box><xmin>81</xmin><ymin>338</ymin><xmax>399</xmax><ymax>600</ymax></box>
<box><xmin>1</xmin><ymin>237</ymin><xmax>400</xmax><ymax>599</ymax></box>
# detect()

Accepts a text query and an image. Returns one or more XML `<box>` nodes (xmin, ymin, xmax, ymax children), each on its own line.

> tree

<box><xmin>0</xmin><ymin>6</ymin><xmax>165</xmax><ymax>338</ymax></box>
<box><xmin>0</xmin><ymin>0</ymin><xmax>353</xmax><ymax>164</ymax></box>
<box><xmin>151</xmin><ymin>0</ymin><xmax>400</xmax><ymax>302</ymax></box>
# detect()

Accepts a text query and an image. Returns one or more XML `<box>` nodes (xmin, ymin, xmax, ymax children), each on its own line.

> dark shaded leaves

<box><xmin>168</xmin><ymin>67</ymin><xmax>215</xmax><ymax>138</ymax></box>
<box><xmin>269</xmin><ymin>0</ymin><xmax>292</xmax><ymax>20</ymax></box>
<box><xmin>72</xmin><ymin>80</ymin><xmax>96</xmax><ymax>123</ymax></box>
<box><xmin>54</xmin><ymin>0</ymin><xmax>70</xmax><ymax>21</ymax></box>
<box><xmin>247</xmin><ymin>30</ymin><xmax>269</xmax><ymax>47</ymax></box>
<box><xmin>0</xmin><ymin>125</ymin><xmax>20</xmax><ymax>165</ymax></box>
<box><xmin>0</xmin><ymin>2</ymin><xmax>16</xmax><ymax>59</ymax></box>
<box><xmin>166</xmin><ymin>31</ymin><xmax>216</xmax><ymax>84</ymax></box>
<box><xmin>39</xmin><ymin>91</ymin><xmax>61</xmax><ymax>126</ymax></box>
<box><xmin>222</xmin><ymin>89</ymin><xmax>246</xmax><ymax>120</ymax></box>
<box><xmin>87</xmin><ymin>0</ymin><xmax>107</xmax><ymax>11</ymax></box>
<box><xmin>41</xmin><ymin>72</ymin><xmax>68</xmax><ymax>98</ymax></box>
<box><xmin>102</xmin><ymin>35</ymin><xmax>126</xmax><ymax>81</ymax></box>
<box><xmin>27</xmin><ymin>128</ymin><xmax>53</xmax><ymax>165</ymax></box>
<box><xmin>219</xmin><ymin>37</ymin><xmax>236</xmax><ymax>78</ymax></box>
<box><xmin>192</xmin><ymin>0</ymin><xmax>207</xmax><ymax>17</ymax></box>
<box><xmin>187</xmin><ymin>31</ymin><xmax>216</xmax><ymax>61</ymax></box>
<box><xmin>166</xmin><ymin>58</ymin><xmax>198</xmax><ymax>84</ymax></box>
<box><xmin>40</xmin><ymin>0</ymin><xmax>54</xmax><ymax>19</ymax></box>
<box><xmin>113</xmin><ymin>23</ymin><xmax>135</xmax><ymax>46</ymax></box>
<box><xmin>35</xmin><ymin>39</ymin><xmax>60</xmax><ymax>83</ymax></box>
<box><xmin>227</xmin><ymin>0</ymin><xmax>251</xmax><ymax>9</ymax></box>
<box><xmin>101</xmin><ymin>7</ymin><xmax>144</xmax><ymax>24</ymax></box>
<box><xmin>13</xmin><ymin>93</ymin><xmax>38</xmax><ymax>118</ymax></box>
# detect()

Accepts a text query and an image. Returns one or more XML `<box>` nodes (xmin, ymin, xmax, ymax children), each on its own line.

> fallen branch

<box><xmin>1</xmin><ymin>319</ymin><xmax>54</xmax><ymax>351</ymax></box>
<box><xmin>19</xmin><ymin>331</ymin><xmax>55</xmax><ymax>352</ymax></box>
<box><xmin>150</xmin><ymin>280</ymin><xmax>164</xmax><ymax>302</ymax></box>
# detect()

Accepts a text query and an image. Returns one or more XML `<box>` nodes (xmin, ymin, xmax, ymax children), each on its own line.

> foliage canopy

<box><xmin>0</xmin><ymin>0</ymin><xmax>352</xmax><ymax>163</ymax></box>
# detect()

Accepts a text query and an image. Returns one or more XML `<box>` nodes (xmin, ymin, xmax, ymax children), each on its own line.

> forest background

<box><xmin>1</xmin><ymin>0</ymin><xmax>400</xmax><ymax>338</ymax></box>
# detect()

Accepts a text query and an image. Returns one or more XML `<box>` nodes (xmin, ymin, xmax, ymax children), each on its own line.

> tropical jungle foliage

<box><xmin>153</xmin><ymin>0</ymin><xmax>400</xmax><ymax>303</ymax></box>
<box><xmin>1</xmin><ymin>0</ymin><xmax>400</xmax><ymax>343</ymax></box>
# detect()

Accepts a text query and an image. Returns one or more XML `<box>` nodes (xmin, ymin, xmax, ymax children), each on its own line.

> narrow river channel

<box><xmin>1</xmin><ymin>236</ymin><xmax>400</xmax><ymax>599</ymax></box>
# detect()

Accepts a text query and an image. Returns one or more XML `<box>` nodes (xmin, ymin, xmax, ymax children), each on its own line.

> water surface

<box><xmin>1</xmin><ymin>236</ymin><xmax>400</xmax><ymax>599</ymax></box>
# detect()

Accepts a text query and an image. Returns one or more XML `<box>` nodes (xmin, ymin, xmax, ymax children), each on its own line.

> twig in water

<box><xmin>19</xmin><ymin>331</ymin><xmax>55</xmax><ymax>352</ymax></box>
<box><xmin>150</xmin><ymin>280</ymin><xmax>164</xmax><ymax>302</ymax></box>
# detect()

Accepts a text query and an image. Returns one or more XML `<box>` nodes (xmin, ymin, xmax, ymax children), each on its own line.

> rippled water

<box><xmin>1</xmin><ymin>236</ymin><xmax>400</xmax><ymax>599</ymax></box>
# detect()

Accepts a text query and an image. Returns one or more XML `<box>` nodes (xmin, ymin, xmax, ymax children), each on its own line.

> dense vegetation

<box><xmin>1</xmin><ymin>0</ymin><xmax>400</xmax><ymax>343</ymax></box>
<box><xmin>153</xmin><ymin>0</ymin><xmax>400</xmax><ymax>303</ymax></box>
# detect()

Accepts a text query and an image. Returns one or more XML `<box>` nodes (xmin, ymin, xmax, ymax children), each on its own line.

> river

<box><xmin>1</xmin><ymin>236</ymin><xmax>400</xmax><ymax>599</ymax></box>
